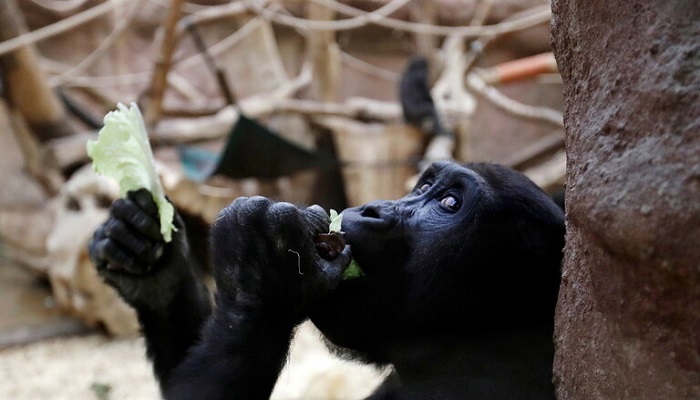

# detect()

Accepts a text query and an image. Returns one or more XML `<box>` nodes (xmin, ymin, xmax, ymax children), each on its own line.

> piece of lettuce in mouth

<box><xmin>342</xmin><ymin>258</ymin><xmax>365</xmax><ymax>280</ymax></box>
<box><xmin>329</xmin><ymin>208</ymin><xmax>343</xmax><ymax>233</ymax></box>
<box><xmin>328</xmin><ymin>210</ymin><xmax>365</xmax><ymax>280</ymax></box>
<box><xmin>86</xmin><ymin>102</ymin><xmax>176</xmax><ymax>242</ymax></box>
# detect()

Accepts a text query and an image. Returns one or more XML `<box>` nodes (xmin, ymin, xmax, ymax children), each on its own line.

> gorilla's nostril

<box><xmin>361</xmin><ymin>206</ymin><xmax>381</xmax><ymax>219</ymax></box>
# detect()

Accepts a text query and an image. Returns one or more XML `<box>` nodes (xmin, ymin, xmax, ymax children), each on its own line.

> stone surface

<box><xmin>551</xmin><ymin>1</ymin><xmax>700</xmax><ymax>399</ymax></box>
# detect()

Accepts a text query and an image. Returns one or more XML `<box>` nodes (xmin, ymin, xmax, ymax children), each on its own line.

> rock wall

<box><xmin>550</xmin><ymin>1</ymin><xmax>700</xmax><ymax>399</ymax></box>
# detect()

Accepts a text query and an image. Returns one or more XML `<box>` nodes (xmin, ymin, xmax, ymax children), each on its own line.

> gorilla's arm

<box><xmin>88</xmin><ymin>189</ymin><xmax>212</xmax><ymax>389</ymax></box>
<box><xmin>164</xmin><ymin>197</ymin><xmax>350</xmax><ymax>399</ymax></box>
<box><xmin>90</xmin><ymin>192</ymin><xmax>350</xmax><ymax>399</ymax></box>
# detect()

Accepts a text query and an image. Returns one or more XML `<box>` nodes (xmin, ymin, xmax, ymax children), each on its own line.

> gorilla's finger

<box><xmin>89</xmin><ymin>224</ymin><xmax>108</xmax><ymax>263</ymax></box>
<box><xmin>89</xmin><ymin>237</ymin><xmax>117</xmax><ymax>271</ymax></box>
<box><xmin>267</xmin><ymin>201</ymin><xmax>300</xmax><ymax>225</ymax></box>
<box><xmin>324</xmin><ymin>244</ymin><xmax>352</xmax><ymax>274</ymax></box>
<box><xmin>99</xmin><ymin>239</ymin><xmax>150</xmax><ymax>275</ymax></box>
<box><xmin>339</xmin><ymin>245</ymin><xmax>352</xmax><ymax>265</ymax></box>
<box><xmin>230</xmin><ymin>196</ymin><xmax>249</xmax><ymax>208</ymax></box>
<box><xmin>305</xmin><ymin>205</ymin><xmax>331</xmax><ymax>233</ymax></box>
<box><xmin>128</xmin><ymin>188</ymin><xmax>158</xmax><ymax>216</ymax></box>
<box><xmin>88</xmin><ymin>233</ymin><xmax>107</xmax><ymax>269</ymax></box>
<box><xmin>315</xmin><ymin>245</ymin><xmax>352</xmax><ymax>285</ymax></box>
<box><xmin>237</xmin><ymin>196</ymin><xmax>273</xmax><ymax>225</ymax></box>
<box><xmin>172</xmin><ymin>207</ymin><xmax>186</xmax><ymax>230</ymax></box>
<box><xmin>111</xmin><ymin>198</ymin><xmax>162</xmax><ymax>241</ymax></box>
<box><xmin>301</xmin><ymin>245</ymin><xmax>352</xmax><ymax>306</ymax></box>
<box><xmin>213</xmin><ymin>197</ymin><xmax>242</xmax><ymax>225</ymax></box>
<box><xmin>266</xmin><ymin>202</ymin><xmax>320</xmax><ymax>254</ymax></box>
<box><xmin>93</xmin><ymin>223</ymin><xmax>107</xmax><ymax>241</ymax></box>
<box><xmin>104</xmin><ymin>218</ymin><xmax>162</xmax><ymax>265</ymax></box>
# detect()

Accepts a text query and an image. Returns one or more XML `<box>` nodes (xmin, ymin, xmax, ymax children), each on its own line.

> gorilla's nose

<box><xmin>360</xmin><ymin>203</ymin><xmax>382</xmax><ymax>219</ymax></box>
<box><xmin>358</xmin><ymin>201</ymin><xmax>398</xmax><ymax>227</ymax></box>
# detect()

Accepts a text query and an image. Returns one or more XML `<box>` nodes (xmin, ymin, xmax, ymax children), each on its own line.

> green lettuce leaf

<box><xmin>329</xmin><ymin>209</ymin><xmax>343</xmax><ymax>233</ymax></box>
<box><xmin>86</xmin><ymin>102</ymin><xmax>176</xmax><ymax>242</ymax></box>
<box><xmin>342</xmin><ymin>259</ymin><xmax>365</xmax><ymax>280</ymax></box>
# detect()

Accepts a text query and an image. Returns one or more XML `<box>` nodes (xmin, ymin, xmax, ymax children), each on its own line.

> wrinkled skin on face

<box><xmin>310</xmin><ymin>161</ymin><xmax>564</xmax><ymax>361</ymax></box>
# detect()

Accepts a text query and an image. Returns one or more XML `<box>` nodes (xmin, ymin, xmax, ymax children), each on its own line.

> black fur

<box><xmin>88</xmin><ymin>161</ymin><xmax>564</xmax><ymax>399</ymax></box>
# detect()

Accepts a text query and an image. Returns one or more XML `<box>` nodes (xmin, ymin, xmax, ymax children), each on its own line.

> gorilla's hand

<box><xmin>88</xmin><ymin>188</ymin><xmax>192</xmax><ymax>313</ymax></box>
<box><xmin>211</xmin><ymin>196</ymin><xmax>351</xmax><ymax>323</ymax></box>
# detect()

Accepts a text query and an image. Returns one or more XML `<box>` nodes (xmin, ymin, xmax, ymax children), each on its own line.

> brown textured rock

<box><xmin>551</xmin><ymin>1</ymin><xmax>700</xmax><ymax>399</ymax></box>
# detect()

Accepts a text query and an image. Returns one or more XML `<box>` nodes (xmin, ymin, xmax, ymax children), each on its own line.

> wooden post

<box><xmin>306</xmin><ymin>2</ymin><xmax>340</xmax><ymax>102</ymax></box>
<box><xmin>408</xmin><ymin>0</ymin><xmax>440</xmax><ymax>60</ymax></box>
<box><xmin>142</xmin><ymin>0</ymin><xmax>185</xmax><ymax>128</ymax></box>
<box><xmin>0</xmin><ymin>0</ymin><xmax>74</xmax><ymax>142</ymax></box>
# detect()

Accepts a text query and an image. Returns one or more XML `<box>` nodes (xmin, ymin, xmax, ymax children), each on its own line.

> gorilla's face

<box><xmin>309</xmin><ymin>161</ymin><xmax>565</xmax><ymax>359</ymax></box>
<box><xmin>343</xmin><ymin>162</ymin><xmax>485</xmax><ymax>281</ymax></box>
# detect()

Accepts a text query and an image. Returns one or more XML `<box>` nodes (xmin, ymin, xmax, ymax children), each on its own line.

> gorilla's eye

<box><xmin>419</xmin><ymin>183</ymin><xmax>431</xmax><ymax>193</ymax></box>
<box><xmin>440</xmin><ymin>196</ymin><xmax>460</xmax><ymax>211</ymax></box>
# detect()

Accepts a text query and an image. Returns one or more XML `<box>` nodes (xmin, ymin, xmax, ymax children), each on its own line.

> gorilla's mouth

<box><xmin>313</xmin><ymin>228</ymin><xmax>365</xmax><ymax>280</ymax></box>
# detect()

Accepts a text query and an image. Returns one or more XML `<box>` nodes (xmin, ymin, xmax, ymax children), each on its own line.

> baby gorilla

<box><xmin>89</xmin><ymin>161</ymin><xmax>565</xmax><ymax>400</ymax></box>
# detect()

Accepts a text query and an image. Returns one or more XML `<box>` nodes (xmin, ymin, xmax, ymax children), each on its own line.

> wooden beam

<box><xmin>306</xmin><ymin>2</ymin><xmax>341</xmax><ymax>102</ymax></box>
<box><xmin>142</xmin><ymin>0</ymin><xmax>185</xmax><ymax>128</ymax></box>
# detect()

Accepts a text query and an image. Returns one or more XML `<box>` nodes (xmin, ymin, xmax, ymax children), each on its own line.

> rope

<box><xmin>0</xmin><ymin>0</ymin><xmax>129</xmax><ymax>57</ymax></box>
<box><xmin>245</xmin><ymin>0</ymin><xmax>551</xmax><ymax>38</ymax></box>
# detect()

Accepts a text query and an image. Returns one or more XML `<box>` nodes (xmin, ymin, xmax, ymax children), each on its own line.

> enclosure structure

<box><xmin>0</xmin><ymin>0</ymin><xmax>566</xmax><ymax>338</ymax></box>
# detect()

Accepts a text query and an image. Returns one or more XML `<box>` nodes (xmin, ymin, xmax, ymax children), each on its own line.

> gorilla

<box><xmin>88</xmin><ymin>160</ymin><xmax>565</xmax><ymax>400</ymax></box>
